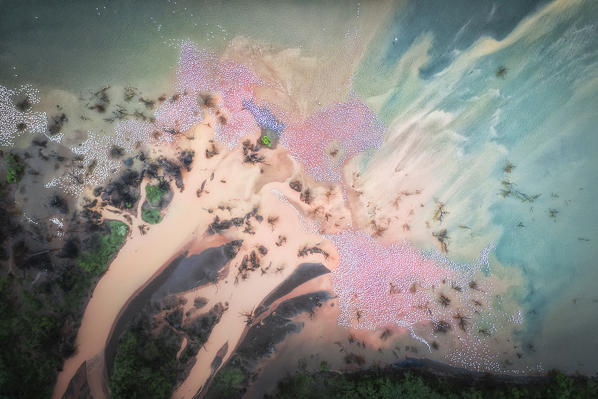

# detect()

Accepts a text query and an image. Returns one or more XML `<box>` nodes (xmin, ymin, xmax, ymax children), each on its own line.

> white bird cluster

<box><xmin>0</xmin><ymin>84</ymin><xmax>48</xmax><ymax>146</ymax></box>
<box><xmin>153</xmin><ymin>93</ymin><xmax>202</xmax><ymax>140</ymax></box>
<box><xmin>329</xmin><ymin>229</ymin><xmax>529</xmax><ymax>372</ymax></box>
<box><xmin>47</xmin><ymin>120</ymin><xmax>154</xmax><ymax>195</ymax></box>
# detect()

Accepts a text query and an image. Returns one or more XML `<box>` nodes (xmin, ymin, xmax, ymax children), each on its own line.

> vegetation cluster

<box><xmin>77</xmin><ymin>220</ymin><xmax>128</xmax><ymax>275</ymax></box>
<box><xmin>269</xmin><ymin>368</ymin><xmax>598</xmax><ymax>399</ymax></box>
<box><xmin>110</xmin><ymin>315</ymin><xmax>181</xmax><ymax>399</ymax></box>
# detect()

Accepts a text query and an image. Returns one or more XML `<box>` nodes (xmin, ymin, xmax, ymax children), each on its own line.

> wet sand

<box><xmin>171</xmin><ymin>185</ymin><xmax>338</xmax><ymax>398</ymax></box>
<box><xmin>53</xmin><ymin>113</ymin><xmax>344</xmax><ymax>398</ymax></box>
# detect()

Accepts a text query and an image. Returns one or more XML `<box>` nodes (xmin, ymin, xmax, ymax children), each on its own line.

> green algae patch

<box><xmin>140</xmin><ymin>182</ymin><xmax>172</xmax><ymax>225</ymax></box>
<box><xmin>77</xmin><ymin>220</ymin><xmax>129</xmax><ymax>275</ymax></box>
<box><xmin>142</xmin><ymin>208</ymin><xmax>162</xmax><ymax>224</ymax></box>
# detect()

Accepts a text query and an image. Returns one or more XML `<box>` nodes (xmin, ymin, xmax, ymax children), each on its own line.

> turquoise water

<box><xmin>354</xmin><ymin>0</ymin><xmax>598</xmax><ymax>372</ymax></box>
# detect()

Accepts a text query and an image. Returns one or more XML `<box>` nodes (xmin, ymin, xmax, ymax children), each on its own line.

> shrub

<box><xmin>77</xmin><ymin>220</ymin><xmax>129</xmax><ymax>275</ymax></box>
<box><xmin>272</xmin><ymin>369</ymin><xmax>598</xmax><ymax>399</ymax></box>
<box><xmin>4</xmin><ymin>153</ymin><xmax>24</xmax><ymax>184</ymax></box>
<box><xmin>110</xmin><ymin>326</ymin><xmax>180</xmax><ymax>399</ymax></box>
<box><xmin>208</xmin><ymin>365</ymin><xmax>246</xmax><ymax>398</ymax></box>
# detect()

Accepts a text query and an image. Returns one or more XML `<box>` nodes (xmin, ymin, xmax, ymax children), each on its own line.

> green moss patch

<box><xmin>4</xmin><ymin>153</ymin><xmax>25</xmax><ymax>184</ymax></box>
<box><xmin>142</xmin><ymin>208</ymin><xmax>162</xmax><ymax>224</ymax></box>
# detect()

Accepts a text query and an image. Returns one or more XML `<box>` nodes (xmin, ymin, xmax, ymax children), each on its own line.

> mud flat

<box><xmin>204</xmin><ymin>290</ymin><xmax>333</xmax><ymax>399</ymax></box>
<box><xmin>150</xmin><ymin>245</ymin><xmax>233</xmax><ymax>302</ymax></box>
<box><xmin>255</xmin><ymin>262</ymin><xmax>331</xmax><ymax>316</ymax></box>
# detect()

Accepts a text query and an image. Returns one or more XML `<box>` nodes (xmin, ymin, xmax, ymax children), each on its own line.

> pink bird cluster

<box><xmin>329</xmin><ymin>230</ymin><xmax>497</xmax><ymax>333</ymax></box>
<box><xmin>175</xmin><ymin>41</ymin><xmax>263</xmax><ymax>147</ymax></box>
<box><xmin>282</xmin><ymin>97</ymin><xmax>384</xmax><ymax>181</ymax></box>
<box><xmin>330</xmin><ymin>230</ymin><xmax>456</xmax><ymax>330</ymax></box>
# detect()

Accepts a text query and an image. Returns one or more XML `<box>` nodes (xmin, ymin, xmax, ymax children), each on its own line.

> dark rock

<box><xmin>38</xmin><ymin>148</ymin><xmax>49</xmax><ymax>161</ymax></box>
<box><xmin>165</xmin><ymin>308</ymin><xmax>183</xmax><ymax>329</ymax></box>
<box><xmin>298</xmin><ymin>246</ymin><xmax>329</xmax><ymax>259</ymax></box>
<box><xmin>110</xmin><ymin>145</ymin><xmax>125</xmax><ymax>158</ymax></box>
<box><xmin>205</xmin><ymin>144</ymin><xmax>218</xmax><ymax>159</ymax></box>
<box><xmin>184</xmin><ymin>303</ymin><xmax>227</xmax><ymax>344</ymax></box>
<box><xmin>16</xmin><ymin>97</ymin><xmax>31</xmax><ymax>112</ymax></box>
<box><xmin>200</xmin><ymin>94</ymin><xmax>217</xmax><ymax>108</ymax></box>
<box><xmin>48</xmin><ymin>113</ymin><xmax>68</xmax><ymax>135</ymax></box>
<box><xmin>433</xmin><ymin>320</ymin><xmax>451</xmax><ymax>333</ymax></box>
<box><xmin>121</xmin><ymin>169</ymin><xmax>141</xmax><ymax>187</ymax></box>
<box><xmin>144</xmin><ymin>162</ymin><xmax>159</xmax><ymax>179</ymax></box>
<box><xmin>194</xmin><ymin>297</ymin><xmax>209</xmax><ymax>309</ymax></box>
<box><xmin>174</xmin><ymin>172</ymin><xmax>183</xmax><ymax>190</ymax></box>
<box><xmin>49</xmin><ymin>194</ymin><xmax>69</xmax><ymax>214</ymax></box>
<box><xmin>31</xmin><ymin>138</ymin><xmax>48</xmax><ymax>147</ymax></box>
<box><xmin>257</xmin><ymin>245</ymin><xmax>268</xmax><ymax>256</ymax></box>
<box><xmin>231</xmin><ymin>217</ymin><xmax>244</xmax><ymax>227</ymax></box>
<box><xmin>223</xmin><ymin>240</ymin><xmax>243</xmax><ymax>259</ymax></box>
<box><xmin>289</xmin><ymin>180</ymin><xmax>302</xmax><ymax>192</ymax></box>
<box><xmin>208</xmin><ymin>216</ymin><xmax>233</xmax><ymax>234</ymax></box>
<box><xmin>300</xmin><ymin>188</ymin><xmax>312</xmax><ymax>204</ymax></box>
<box><xmin>158</xmin><ymin>157</ymin><xmax>183</xmax><ymax>190</ymax></box>
<box><xmin>96</xmin><ymin>170</ymin><xmax>142</xmax><ymax>209</ymax></box>
<box><xmin>179</xmin><ymin>151</ymin><xmax>195</xmax><ymax>171</ymax></box>
<box><xmin>83</xmin><ymin>199</ymin><xmax>97</xmax><ymax>209</ymax></box>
